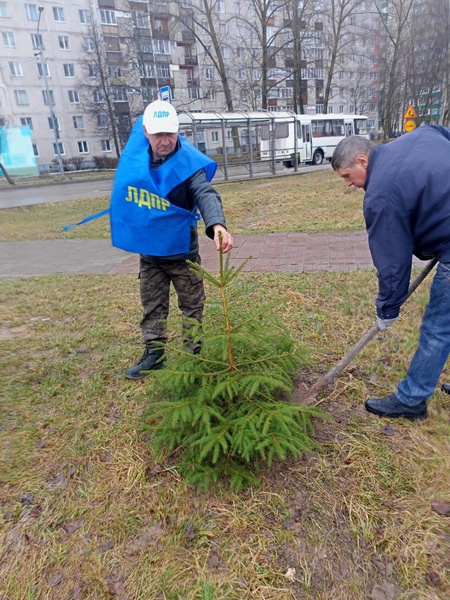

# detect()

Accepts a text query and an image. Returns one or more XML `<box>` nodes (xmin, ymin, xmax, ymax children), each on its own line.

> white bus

<box><xmin>260</xmin><ymin>113</ymin><xmax>370</xmax><ymax>167</ymax></box>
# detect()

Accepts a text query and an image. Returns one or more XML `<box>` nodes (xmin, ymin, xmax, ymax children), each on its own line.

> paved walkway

<box><xmin>0</xmin><ymin>232</ymin><xmax>426</xmax><ymax>279</ymax></box>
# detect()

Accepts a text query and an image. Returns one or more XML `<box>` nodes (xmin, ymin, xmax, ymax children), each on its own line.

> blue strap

<box><xmin>63</xmin><ymin>208</ymin><xmax>110</xmax><ymax>231</ymax></box>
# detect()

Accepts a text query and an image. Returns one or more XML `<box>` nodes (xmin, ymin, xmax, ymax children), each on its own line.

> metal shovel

<box><xmin>299</xmin><ymin>257</ymin><xmax>438</xmax><ymax>405</ymax></box>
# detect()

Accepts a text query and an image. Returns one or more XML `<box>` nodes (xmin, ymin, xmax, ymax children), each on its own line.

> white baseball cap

<box><xmin>143</xmin><ymin>100</ymin><xmax>179</xmax><ymax>134</ymax></box>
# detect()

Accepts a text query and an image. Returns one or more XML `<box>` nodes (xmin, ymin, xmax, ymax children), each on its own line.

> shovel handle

<box><xmin>300</xmin><ymin>257</ymin><xmax>438</xmax><ymax>404</ymax></box>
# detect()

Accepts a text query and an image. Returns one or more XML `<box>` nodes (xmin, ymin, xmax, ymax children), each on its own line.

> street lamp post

<box><xmin>36</xmin><ymin>5</ymin><xmax>65</xmax><ymax>179</ymax></box>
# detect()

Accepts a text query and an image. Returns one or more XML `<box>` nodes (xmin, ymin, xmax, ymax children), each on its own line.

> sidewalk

<box><xmin>0</xmin><ymin>232</ymin><xmax>427</xmax><ymax>279</ymax></box>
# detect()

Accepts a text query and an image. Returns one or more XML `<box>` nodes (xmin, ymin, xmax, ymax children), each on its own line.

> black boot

<box><xmin>125</xmin><ymin>348</ymin><xmax>166</xmax><ymax>380</ymax></box>
<box><xmin>441</xmin><ymin>383</ymin><xmax>450</xmax><ymax>395</ymax></box>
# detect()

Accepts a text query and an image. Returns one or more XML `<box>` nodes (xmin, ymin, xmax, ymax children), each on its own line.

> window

<box><xmin>31</xmin><ymin>33</ymin><xmax>43</xmax><ymax>49</ymax></box>
<box><xmin>42</xmin><ymin>90</ymin><xmax>55</xmax><ymax>105</ymax></box>
<box><xmin>157</xmin><ymin>63</ymin><xmax>170</xmax><ymax>78</ymax></box>
<box><xmin>53</xmin><ymin>6</ymin><xmax>65</xmax><ymax>21</ymax></box>
<box><xmin>205</xmin><ymin>67</ymin><xmax>214</xmax><ymax>80</ymax></box>
<box><xmin>79</xmin><ymin>9</ymin><xmax>91</xmax><ymax>24</ymax></box>
<box><xmin>101</xmin><ymin>139</ymin><xmax>111</xmax><ymax>152</ymax></box>
<box><xmin>53</xmin><ymin>142</ymin><xmax>65</xmax><ymax>156</ymax></box>
<box><xmin>339</xmin><ymin>105</ymin><xmax>344</xmax><ymax>113</ymax></box>
<box><xmin>97</xmin><ymin>115</ymin><xmax>108</xmax><ymax>128</ymax></box>
<box><xmin>369</xmin><ymin>103</ymin><xmax>375</xmax><ymax>112</ymax></box>
<box><xmin>218</xmin><ymin>1</ymin><xmax>225</xmax><ymax>13</ymax></box>
<box><xmin>234</xmin><ymin>2</ymin><xmax>240</xmax><ymax>14</ymax></box>
<box><xmin>240</xmin><ymin>90</ymin><xmax>247</xmax><ymax>101</ymax></box>
<box><xmin>37</xmin><ymin>62</ymin><xmax>50</xmax><ymax>77</ymax></box>
<box><xmin>88</xmin><ymin>64</ymin><xmax>100</xmax><ymax>77</ymax></box>
<box><xmin>134</xmin><ymin>11</ymin><xmax>150</xmax><ymax>27</ymax></box>
<box><xmin>93</xmin><ymin>90</ymin><xmax>103</xmax><ymax>103</ymax></box>
<box><xmin>237</xmin><ymin>47</ymin><xmax>244</xmax><ymax>58</ymax></box>
<box><xmin>73</xmin><ymin>116</ymin><xmax>85</xmax><ymax>129</ymax></box>
<box><xmin>220</xmin><ymin>46</ymin><xmax>229</xmax><ymax>58</ymax></box>
<box><xmin>25</xmin><ymin>4</ymin><xmax>38</xmax><ymax>20</ymax></box>
<box><xmin>188</xmin><ymin>88</ymin><xmax>199</xmax><ymax>99</ymax></box>
<box><xmin>62</xmin><ymin>63</ymin><xmax>74</xmax><ymax>77</ymax></box>
<box><xmin>211</xmin><ymin>131</ymin><xmax>219</xmax><ymax>143</ymax></box>
<box><xmin>253</xmin><ymin>69</ymin><xmax>261</xmax><ymax>81</ymax></box>
<box><xmin>78</xmin><ymin>141</ymin><xmax>89</xmax><ymax>154</ymax></box>
<box><xmin>100</xmin><ymin>9</ymin><xmax>116</xmax><ymax>25</ymax></box>
<box><xmin>32</xmin><ymin>144</ymin><xmax>39</xmax><ymax>156</ymax></box>
<box><xmin>0</xmin><ymin>2</ymin><xmax>10</xmax><ymax>18</ymax></box>
<box><xmin>58</xmin><ymin>36</ymin><xmax>70</xmax><ymax>50</ymax></box>
<box><xmin>112</xmin><ymin>87</ymin><xmax>128</xmax><ymax>102</ymax></box>
<box><xmin>48</xmin><ymin>115</ymin><xmax>60</xmax><ymax>131</ymax></box>
<box><xmin>14</xmin><ymin>90</ymin><xmax>29</xmax><ymax>105</ymax></box>
<box><xmin>153</xmin><ymin>39</ymin><xmax>170</xmax><ymax>54</ymax></box>
<box><xmin>205</xmin><ymin>91</ymin><xmax>215</xmax><ymax>101</ymax></box>
<box><xmin>8</xmin><ymin>62</ymin><xmax>22</xmax><ymax>77</ymax></box>
<box><xmin>238</xmin><ymin>69</ymin><xmax>245</xmax><ymax>80</ymax></box>
<box><xmin>68</xmin><ymin>90</ymin><xmax>80</xmax><ymax>103</ymax></box>
<box><xmin>83</xmin><ymin>37</ymin><xmax>95</xmax><ymax>52</ymax></box>
<box><xmin>153</xmin><ymin>19</ymin><xmax>163</xmax><ymax>30</ymax></box>
<box><xmin>108</xmin><ymin>65</ymin><xmax>122</xmax><ymax>77</ymax></box>
<box><xmin>2</xmin><ymin>31</ymin><xmax>15</xmax><ymax>47</ymax></box>
<box><xmin>20</xmin><ymin>117</ymin><xmax>33</xmax><ymax>130</ymax></box>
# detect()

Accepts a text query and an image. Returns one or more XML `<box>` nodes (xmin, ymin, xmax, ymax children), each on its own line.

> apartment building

<box><xmin>0</xmin><ymin>0</ymin><xmax>380</xmax><ymax>172</ymax></box>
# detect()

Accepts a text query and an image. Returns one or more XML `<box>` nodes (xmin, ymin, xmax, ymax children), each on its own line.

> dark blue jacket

<box><xmin>364</xmin><ymin>126</ymin><xmax>450</xmax><ymax>319</ymax></box>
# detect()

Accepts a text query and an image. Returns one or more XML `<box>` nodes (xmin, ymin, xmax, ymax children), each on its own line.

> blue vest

<box><xmin>64</xmin><ymin>117</ymin><xmax>217</xmax><ymax>256</ymax></box>
<box><xmin>110</xmin><ymin>116</ymin><xmax>217</xmax><ymax>255</ymax></box>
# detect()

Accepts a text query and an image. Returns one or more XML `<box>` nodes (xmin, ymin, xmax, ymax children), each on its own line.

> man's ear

<box><xmin>355</xmin><ymin>154</ymin><xmax>369</xmax><ymax>168</ymax></box>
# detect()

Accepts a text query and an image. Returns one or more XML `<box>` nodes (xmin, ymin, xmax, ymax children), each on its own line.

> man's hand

<box><xmin>212</xmin><ymin>224</ymin><xmax>234</xmax><ymax>254</ymax></box>
<box><xmin>377</xmin><ymin>316</ymin><xmax>398</xmax><ymax>331</ymax></box>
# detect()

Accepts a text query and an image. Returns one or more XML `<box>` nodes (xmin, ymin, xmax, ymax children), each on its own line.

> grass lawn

<box><xmin>1</xmin><ymin>171</ymin><xmax>449</xmax><ymax>599</ymax></box>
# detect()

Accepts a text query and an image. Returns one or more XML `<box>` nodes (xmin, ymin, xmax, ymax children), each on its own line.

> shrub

<box><xmin>141</xmin><ymin>243</ymin><xmax>323</xmax><ymax>490</ymax></box>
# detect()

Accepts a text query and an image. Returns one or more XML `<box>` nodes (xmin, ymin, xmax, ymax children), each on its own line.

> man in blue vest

<box><xmin>331</xmin><ymin>126</ymin><xmax>450</xmax><ymax>419</ymax></box>
<box><xmin>113</xmin><ymin>100</ymin><xmax>233</xmax><ymax>379</ymax></box>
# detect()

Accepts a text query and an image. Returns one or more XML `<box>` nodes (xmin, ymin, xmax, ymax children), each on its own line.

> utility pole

<box><xmin>36</xmin><ymin>5</ymin><xmax>66</xmax><ymax>180</ymax></box>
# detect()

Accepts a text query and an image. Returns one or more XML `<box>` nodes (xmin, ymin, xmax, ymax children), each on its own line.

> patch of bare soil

<box><xmin>0</xmin><ymin>322</ymin><xmax>29</xmax><ymax>340</ymax></box>
<box><xmin>265</xmin><ymin>380</ymin><xmax>404</xmax><ymax>599</ymax></box>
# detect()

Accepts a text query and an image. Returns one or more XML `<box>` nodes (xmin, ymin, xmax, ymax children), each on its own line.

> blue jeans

<box><xmin>396</xmin><ymin>262</ymin><xmax>450</xmax><ymax>406</ymax></box>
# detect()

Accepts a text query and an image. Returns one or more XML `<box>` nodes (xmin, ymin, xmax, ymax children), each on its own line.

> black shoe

<box><xmin>365</xmin><ymin>394</ymin><xmax>427</xmax><ymax>420</ymax></box>
<box><xmin>125</xmin><ymin>348</ymin><xmax>166</xmax><ymax>380</ymax></box>
<box><xmin>441</xmin><ymin>383</ymin><xmax>450</xmax><ymax>395</ymax></box>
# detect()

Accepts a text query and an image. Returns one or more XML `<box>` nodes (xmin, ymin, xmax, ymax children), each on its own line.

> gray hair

<box><xmin>331</xmin><ymin>135</ymin><xmax>374</xmax><ymax>170</ymax></box>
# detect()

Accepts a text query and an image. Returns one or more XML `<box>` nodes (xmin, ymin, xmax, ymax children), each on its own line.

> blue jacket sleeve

<box><xmin>364</xmin><ymin>188</ymin><xmax>414</xmax><ymax>319</ymax></box>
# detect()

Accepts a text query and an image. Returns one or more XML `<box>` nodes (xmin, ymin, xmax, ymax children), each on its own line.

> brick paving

<box><xmin>111</xmin><ymin>230</ymin><xmax>426</xmax><ymax>275</ymax></box>
<box><xmin>1</xmin><ymin>232</ymin><xmax>427</xmax><ymax>279</ymax></box>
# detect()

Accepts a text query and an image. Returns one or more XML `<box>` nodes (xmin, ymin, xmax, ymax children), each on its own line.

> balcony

<box><xmin>181</xmin><ymin>56</ymin><xmax>198</xmax><ymax>67</ymax></box>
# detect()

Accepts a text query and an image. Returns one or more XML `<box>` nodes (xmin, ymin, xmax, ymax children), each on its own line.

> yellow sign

<box><xmin>404</xmin><ymin>119</ymin><xmax>416</xmax><ymax>132</ymax></box>
<box><xmin>404</xmin><ymin>105</ymin><xmax>417</xmax><ymax>119</ymax></box>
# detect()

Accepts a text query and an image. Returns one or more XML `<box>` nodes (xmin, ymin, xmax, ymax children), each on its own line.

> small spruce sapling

<box><xmin>141</xmin><ymin>235</ymin><xmax>323</xmax><ymax>489</ymax></box>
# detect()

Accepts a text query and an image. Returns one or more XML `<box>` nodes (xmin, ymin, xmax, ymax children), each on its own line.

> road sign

<box><xmin>404</xmin><ymin>119</ymin><xmax>416</xmax><ymax>132</ymax></box>
<box><xmin>160</xmin><ymin>86</ymin><xmax>172</xmax><ymax>103</ymax></box>
<box><xmin>404</xmin><ymin>105</ymin><xmax>417</xmax><ymax>119</ymax></box>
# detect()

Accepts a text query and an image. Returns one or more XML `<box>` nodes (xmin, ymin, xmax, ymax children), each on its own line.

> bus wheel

<box><xmin>312</xmin><ymin>150</ymin><xmax>323</xmax><ymax>165</ymax></box>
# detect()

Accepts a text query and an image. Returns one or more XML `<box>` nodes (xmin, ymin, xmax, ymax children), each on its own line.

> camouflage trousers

<box><xmin>139</xmin><ymin>254</ymin><xmax>205</xmax><ymax>352</ymax></box>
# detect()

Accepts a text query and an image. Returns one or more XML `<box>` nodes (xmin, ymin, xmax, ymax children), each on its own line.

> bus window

<box><xmin>261</xmin><ymin>122</ymin><xmax>289</xmax><ymax>140</ymax></box>
<box><xmin>354</xmin><ymin>119</ymin><xmax>368</xmax><ymax>135</ymax></box>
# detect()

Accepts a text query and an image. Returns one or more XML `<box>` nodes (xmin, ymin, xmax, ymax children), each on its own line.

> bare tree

<box><xmin>321</xmin><ymin>0</ymin><xmax>367</xmax><ymax>114</ymax></box>
<box><xmin>77</xmin><ymin>24</ymin><xmax>130</xmax><ymax>158</ymax></box>
<box><xmin>175</xmin><ymin>0</ymin><xmax>237</xmax><ymax>111</ymax></box>
<box><xmin>404</xmin><ymin>0</ymin><xmax>450</xmax><ymax>127</ymax></box>
<box><xmin>374</xmin><ymin>0</ymin><xmax>415</xmax><ymax>141</ymax></box>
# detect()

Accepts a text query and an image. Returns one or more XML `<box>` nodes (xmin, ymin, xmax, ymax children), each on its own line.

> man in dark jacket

<box><xmin>110</xmin><ymin>100</ymin><xmax>233</xmax><ymax>379</ymax></box>
<box><xmin>331</xmin><ymin>126</ymin><xmax>450</xmax><ymax>419</ymax></box>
